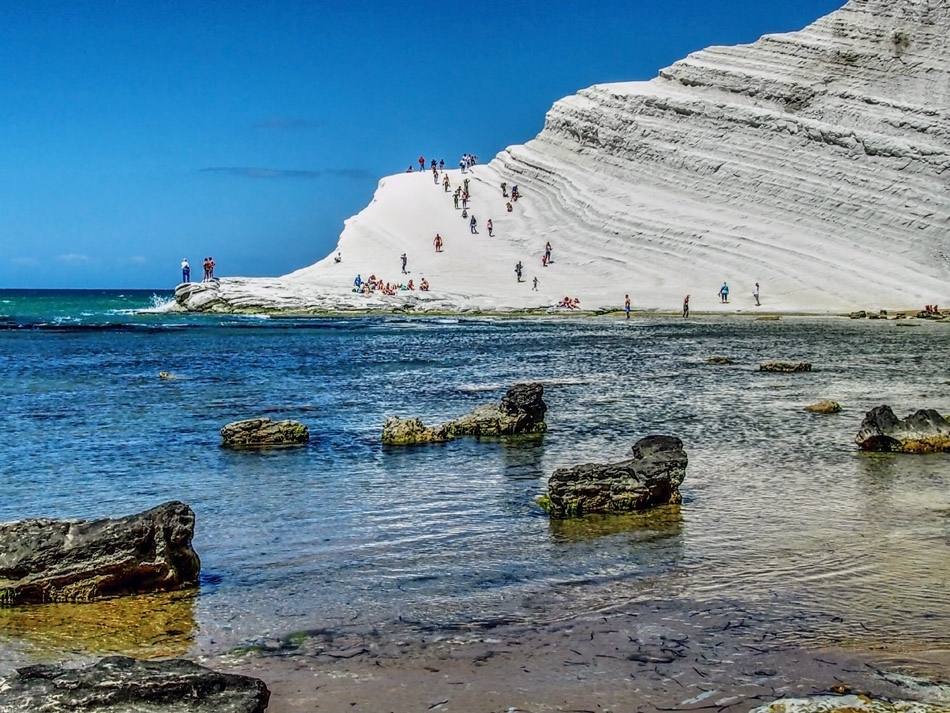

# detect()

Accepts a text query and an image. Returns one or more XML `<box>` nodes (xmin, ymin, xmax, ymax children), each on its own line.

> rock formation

<box><xmin>0</xmin><ymin>656</ymin><xmax>270</xmax><ymax>713</ymax></box>
<box><xmin>855</xmin><ymin>404</ymin><xmax>950</xmax><ymax>452</ymax></box>
<box><xmin>174</xmin><ymin>0</ymin><xmax>950</xmax><ymax>315</ymax></box>
<box><xmin>0</xmin><ymin>501</ymin><xmax>200</xmax><ymax>604</ymax></box>
<box><xmin>539</xmin><ymin>435</ymin><xmax>687</xmax><ymax>518</ymax></box>
<box><xmin>382</xmin><ymin>383</ymin><xmax>547</xmax><ymax>445</ymax></box>
<box><xmin>760</xmin><ymin>361</ymin><xmax>812</xmax><ymax>372</ymax></box>
<box><xmin>805</xmin><ymin>400</ymin><xmax>842</xmax><ymax>413</ymax></box>
<box><xmin>220</xmin><ymin>418</ymin><xmax>310</xmax><ymax>448</ymax></box>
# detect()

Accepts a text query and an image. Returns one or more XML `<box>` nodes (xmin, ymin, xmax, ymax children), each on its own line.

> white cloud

<box><xmin>57</xmin><ymin>253</ymin><xmax>90</xmax><ymax>263</ymax></box>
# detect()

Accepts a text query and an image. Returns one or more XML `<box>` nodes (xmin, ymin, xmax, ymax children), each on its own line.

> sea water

<box><xmin>1</xmin><ymin>290</ymin><xmax>948</xmax><ymax>670</ymax></box>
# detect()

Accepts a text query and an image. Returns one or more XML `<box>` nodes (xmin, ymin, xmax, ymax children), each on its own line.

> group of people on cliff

<box><xmin>179</xmin><ymin>257</ymin><xmax>216</xmax><ymax>283</ymax></box>
<box><xmin>353</xmin><ymin>273</ymin><xmax>428</xmax><ymax>295</ymax></box>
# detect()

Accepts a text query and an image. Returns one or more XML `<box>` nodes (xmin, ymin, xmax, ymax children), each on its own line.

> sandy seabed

<box><xmin>216</xmin><ymin>598</ymin><xmax>950</xmax><ymax>712</ymax></box>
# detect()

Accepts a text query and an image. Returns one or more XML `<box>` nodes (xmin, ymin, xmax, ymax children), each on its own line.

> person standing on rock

<box><xmin>753</xmin><ymin>282</ymin><xmax>761</xmax><ymax>306</ymax></box>
<box><xmin>418</xmin><ymin>156</ymin><xmax>425</xmax><ymax>172</ymax></box>
<box><xmin>401</xmin><ymin>253</ymin><xmax>408</xmax><ymax>274</ymax></box>
<box><xmin>683</xmin><ymin>294</ymin><xmax>690</xmax><ymax>317</ymax></box>
<box><xmin>624</xmin><ymin>294</ymin><xmax>631</xmax><ymax>319</ymax></box>
<box><xmin>433</xmin><ymin>234</ymin><xmax>443</xmax><ymax>252</ymax></box>
<box><xmin>486</xmin><ymin>219</ymin><xmax>493</xmax><ymax>237</ymax></box>
<box><xmin>439</xmin><ymin>159</ymin><xmax>444</xmax><ymax>172</ymax></box>
<box><xmin>443</xmin><ymin>174</ymin><xmax>450</xmax><ymax>192</ymax></box>
<box><xmin>515</xmin><ymin>261</ymin><xmax>523</xmax><ymax>282</ymax></box>
<box><xmin>532</xmin><ymin>276</ymin><xmax>538</xmax><ymax>290</ymax></box>
<box><xmin>545</xmin><ymin>241</ymin><xmax>552</xmax><ymax>264</ymax></box>
<box><xmin>719</xmin><ymin>282</ymin><xmax>729</xmax><ymax>304</ymax></box>
<box><xmin>470</xmin><ymin>215</ymin><xmax>477</xmax><ymax>234</ymax></box>
<box><xmin>181</xmin><ymin>259</ymin><xmax>190</xmax><ymax>283</ymax></box>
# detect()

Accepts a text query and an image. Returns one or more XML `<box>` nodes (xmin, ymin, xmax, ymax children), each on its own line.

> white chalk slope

<box><xmin>178</xmin><ymin>0</ymin><xmax>950</xmax><ymax>314</ymax></box>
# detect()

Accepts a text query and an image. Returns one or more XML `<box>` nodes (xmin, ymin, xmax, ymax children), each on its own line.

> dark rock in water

<box><xmin>0</xmin><ymin>656</ymin><xmax>269</xmax><ymax>713</ymax></box>
<box><xmin>706</xmin><ymin>356</ymin><xmax>736</xmax><ymax>365</ymax></box>
<box><xmin>0</xmin><ymin>501</ymin><xmax>200</xmax><ymax>605</ymax></box>
<box><xmin>855</xmin><ymin>404</ymin><xmax>950</xmax><ymax>452</ymax></box>
<box><xmin>759</xmin><ymin>360</ymin><xmax>812</xmax><ymax>372</ymax></box>
<box><xmin>539</xmin><ymin>435</ymin><xmax>687</xmax><ymax>518</ymax></box>
<box><xmin>221</xmin><ymin>418</ymin><xmax>310</xmax><ymax>448</ymax></box>
<box><xmin>849</xmin><ymin>310</ymin><xmax>867</xmax><ymax>319</ymax></box>
<box><xmin>382</xmin><ymin>383</ymin><xmax>547</xmax><ymax>445</ymax></box>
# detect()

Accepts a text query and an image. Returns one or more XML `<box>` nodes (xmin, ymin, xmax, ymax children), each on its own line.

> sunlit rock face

<box><xmin>491</xmin><ymin>0</ymin><xmax>950</xmax><ymax>309</ymax></box>
<box><xmin>176</xmin><ymin>0</ymin><xmax>950</xmax><ymax>314</ymax></box>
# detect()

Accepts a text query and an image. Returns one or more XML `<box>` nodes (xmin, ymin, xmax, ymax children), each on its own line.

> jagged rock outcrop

<box><xmin>221</xmin><ymin>418</ymin><xmax>310</xmax><ymax>448</ymax></box>
<box><xmin>171</xmin><ymin>0</ymin><xmax>950</xmax><ymax>315</ymax></box>
<box><xmin>0</xmin><ymin>656</ymin><xmax>270</xmax><ymax>713</ymax></box>
<box><xmin>539</xmin><ymin>435</ymin><xmax>687</xmax><ymax>518</ymax></box>
<box><xmin>0</xmin><ymin>501</ymin><xmax>200</xmax><ymax>604</ymax></box>
<box><xmin>760</xmin><ymin>360</ymin><xmax>812</xmax><ymax>372</ymax></box>
<box><xmin>382</xmin><ymin>383</ymin><xmax>547</xmax><ymax>445</ymax></box>
<box><xmin>855</xmin><ymin>404</ymin><xmax>950</xmax><ymax>451</ymax></box>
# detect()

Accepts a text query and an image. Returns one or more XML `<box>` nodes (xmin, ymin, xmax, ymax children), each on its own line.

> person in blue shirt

<box><xmin>719</xmin><ymin>282</ymin><xmax>730</xmax><ymax>303</ymax></box>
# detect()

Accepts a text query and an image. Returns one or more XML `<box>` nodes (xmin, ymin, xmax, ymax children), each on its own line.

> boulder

<box><xmin>220</xmin><ymin>418</ymin><xmax>309</xmax><ymax>448</ymax></box>
<box><xmin>539</xmin><ymin>435</ymin><xmax>687</xmax><ymax>518</ymax></box>
<box><xmin>759</xmin><ymin>360</ymin><xmax>812</xmax><ymax>372</ymax></box>
<box><xmin>706</xmin><ymin>357</ymin><xmax>736</xmax><ymax>365</ymax></box>
<box><xmin>382</xmin><ymin>383</ymin><xmax>547</xmax><ymax>445</ymax></box>
<box><xmin>0</xmin><ymin>656</ymin><xmax>270</xmax><ymax>713</ymax></box>
<box><xmin>381</xmin><ymin>416</ymin><xmax>449</xmax><ymax>445</ymax></box>
<box><xmin>849</xmin><ymin>310</ymin><xmax>867</xmax><ymax>319</ymax></box>
<box><xmin>805</xmin><ymin>400</ymin><xmax>841</xmax><ymax>414</ymax></box>
<box><xmin>0</xmin><ymin>501</ymin><xmax>200</xmax><ymax>604</ymax></box>
<box><xmin>855</xmin><ymin>404</ymin><xmax>950</xmax><ymax>452</ymax></box>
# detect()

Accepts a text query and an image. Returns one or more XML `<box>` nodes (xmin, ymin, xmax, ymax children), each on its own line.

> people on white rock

<box><xmin>443</xmin><ymin>174</ymin><xmax>450</xmax><ymax>192</ymax></box>
<box><xmin>486</xmin><ymin>219</ymin><xmax>493</xmax><ymax>237</ymax></box>
<box><xmin>532</xmin><ymin>276</ymin><xmax>539</xmax><ymax>291</ymax></box>
<box><xmin>433</xmin><ymin>234</ymin><xmax>443</xmax><ymax>252</ymax></box>
<box><xmin>418</xmin><ymin>156</ymin><xmax>425</xmax><ymax>172</ymax></box>
<box><xmin>719</xmin><ymin>282</ymin><xmax>729</xmax><ymax>303</ymax></box>
<box><xmin>400</xmin><ymin>253</ymin><xmax>408</xmax><ymax>274</ymax></box>
<box><xmin>353</xmin><ymin>274</ymin><xmax>362</xmax><ymax>290</ymax></box>
<box><xmin>506</xmin><ymin>201</ymin><xmax>513</xmax><ymax>212</ymax></box>
<box><xmin>469</xmin><ymin>216</ymin><xmax>477</xmax><ymax>234</ymax></box>
<box><xmin>753</xmin><ymin>282</ymin><xmax>761</xmax><ymax>306</ymax></box>
<box><xmin>500</xmin><ymin>182</ymin><xmax>507</xmax><ymax>197</ymax></box>
<box><xmin>625</xmin><ymin>294</ymin><xmax>631</xmax><ymax>319</ymax></box>
<box><xmin>545</xmin><ymin>241</ymin><xmax>552</xmax><ymax>263</ymax></box>
<box><xmin>420</xmin><ymin>278</ymin><xmax>429</xmax><ymax>291</ymax></box>
<box><xmin>515</xmin><ymin>261</ymin><xmax>523</xmax><ymax>282</ymax></box>
<box><xmin>683</xmin><ymin>294</ymin><xmax>690</xmax><ymax>317</ymax></box>
<box><xmin>181</xmin><ymin>259</ymin><xmax>190</xmax><ymax>283</ymax></box>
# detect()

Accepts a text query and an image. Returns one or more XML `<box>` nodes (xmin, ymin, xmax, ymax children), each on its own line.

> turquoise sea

<box><xmin>1</xmin><ymin>289</ymin><xmax>948</xmax><ymax>671</ymax></box>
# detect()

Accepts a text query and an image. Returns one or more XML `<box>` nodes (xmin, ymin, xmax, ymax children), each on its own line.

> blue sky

<box><xmin>0</xmin><ymin>0</ymin><xmax>843</xmax><ymax>289</ymax></box>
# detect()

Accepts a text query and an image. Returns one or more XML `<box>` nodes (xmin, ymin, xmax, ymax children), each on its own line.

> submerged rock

<box><xmin>706</xmin><ymin>356</ymin><xmax>736</xmax><ymax>365</ymax></box>
<box><xmin>805</xmin><ymin>400</ymin><xmax>841</xmax><ymax>413</ymax></box>
<box><xmin>382</xmin><ymin>383</ymin><xmax>547</xmax><ymax>445</ymax></box>
<box><xmin>760</xmin><ymin>360</ymin><xmax>812</xmax><ymax>372</ymax></box>
<box><xmin>0</xmin><ymin>656</ymin><xmax>270</xmax><ymax>713</ymax></box>
<box><xmin>221</xmin><ymin>418</ymin><xmax>310</xmax><ymax>448</ymax></box>
<box><xmin>855</xmin><ymin>404</ymin><xmax>950</xmax><ymax>452</ymax></box>
<box><xmin>0</xmin><ymin>501</ymin><xmax>200</xmax><ymax>604</ymax></box>
<box><xmin>539</xmin><ymin>435</ymin><xmax>687</xmax><ymax>518</ymax></box>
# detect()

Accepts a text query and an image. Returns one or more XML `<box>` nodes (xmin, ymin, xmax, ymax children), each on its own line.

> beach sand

<box><xmin>218</xmin><ymin>598</ymin><xmax>950</xmax><ymax>712</ymax></box>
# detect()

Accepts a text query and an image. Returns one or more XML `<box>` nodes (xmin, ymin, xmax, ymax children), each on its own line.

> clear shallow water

<box><xmin>1</xmin><ymin>291</ymin><xmax>948</xmax><ymax>670</ymax></box>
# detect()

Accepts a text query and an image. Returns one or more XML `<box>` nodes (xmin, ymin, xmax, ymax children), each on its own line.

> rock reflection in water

<box><xmin>547</xmin><ymin>504</ymin><xmax>683</xmax><ymax>542</ymax></box>
<box><xmin>0</xmin><ymin>590</ymin><xmax>197</xmax><ymax>661</ymax></box>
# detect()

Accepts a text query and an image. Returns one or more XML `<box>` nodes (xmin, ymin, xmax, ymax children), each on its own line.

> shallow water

<box><xmin>1</xmin><ymin>292</ymin><xmax>948</xmax><ymax>671</ymax></box>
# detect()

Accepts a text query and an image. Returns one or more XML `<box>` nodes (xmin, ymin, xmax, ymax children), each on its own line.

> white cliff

<box><xmin>175</xmin><ymin>0</ymin><xmax>950</xmax><ymax>315</ymax></box>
